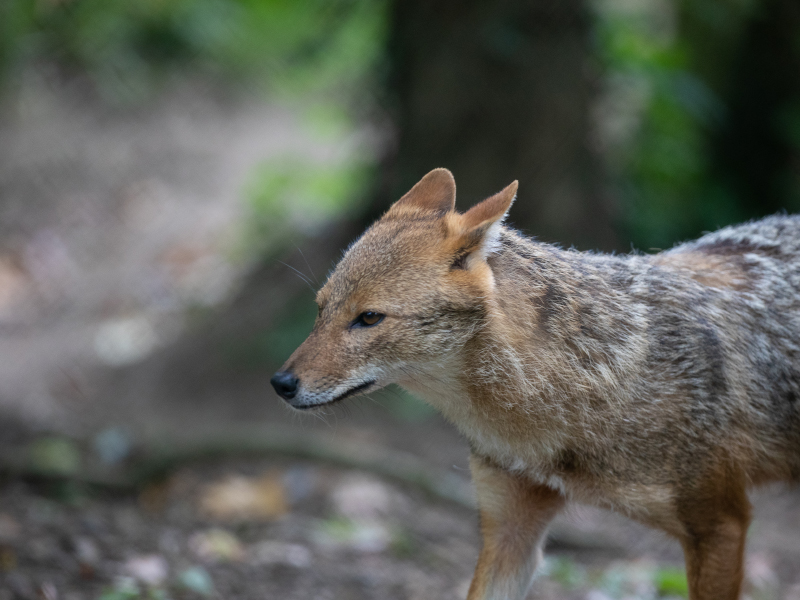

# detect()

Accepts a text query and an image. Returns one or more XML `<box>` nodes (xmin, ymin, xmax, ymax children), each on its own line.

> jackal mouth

<box><xmin>294</xmin><ymin>379</ymin><xmax>376</xmax><ymax>410</ymax></box>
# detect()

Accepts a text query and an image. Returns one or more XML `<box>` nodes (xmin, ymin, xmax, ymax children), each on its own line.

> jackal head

<box><xmin>271</xmin><ymin>168</ymin><xmax>517</xmax><ymax>410</ymax></box>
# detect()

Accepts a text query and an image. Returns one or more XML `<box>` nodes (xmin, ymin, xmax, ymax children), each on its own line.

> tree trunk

<box><xmin>382</xmin><ymin>0</ymin><xmax>617</xmax><ymax>250</ymax></box>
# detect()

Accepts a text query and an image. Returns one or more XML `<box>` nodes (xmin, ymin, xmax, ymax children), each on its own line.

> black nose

<box><xmin>271</xmin><ymin>371</ymin><xmax>299</xmax><ymax>400</ymax></box>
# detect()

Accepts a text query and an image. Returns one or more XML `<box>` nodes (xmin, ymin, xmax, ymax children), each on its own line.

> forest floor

<box><xmin>0</xmin><ymin>77</ymin><xmax>799</xmax><ymax>600</ymax></box>
<box><xmin>1</xmin><ymin>446</ymin><xmax>800</xmax><ymax>600</ymax></box>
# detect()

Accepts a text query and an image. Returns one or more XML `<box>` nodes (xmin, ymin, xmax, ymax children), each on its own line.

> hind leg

<box><xmin>677</xmin><ymin>479</ymin><xmax>751</xmax><ymax>600</ymax></box>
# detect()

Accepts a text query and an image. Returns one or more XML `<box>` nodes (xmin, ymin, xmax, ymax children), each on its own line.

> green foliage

<box><xmin>29</xmin><ymin>436</ymin><xmax>81</xmax><ymax>476</ymax></box>
<box><xmin>654</xmin><ymin>566</ymin><xmax>689</xmax><ymax>597</ymax></box>
<box><xmin>543</xmin><ymin>556</ymin><xmax>587</xmax><ymax>589</ymax></box>
<box><xmin>317</xmin><ymin>516</ymin><xmax>358</xmax><ymax>541</ymax></box>
<box><xmin>98</xmin><ymin>576</ymin><xmax>179</xmax><ymax>600</ymax></box>
<box><xmin>98</xmin><ymin>585</ymin><xmax>140</xmax><ymax>600</ymax></box>
<box><xmin>594</xmin><ymin>0</ymin><xmax>733</xmax><ymax>249</ymax></box>
<box><xmin>537</xmin><ymin>557</ymin><xmax>692</xmax><ymax>598</ymax></box>
<box><xmin>97</xmin><ymin>577</ymin><xmax>164</xmax><ymax>600</ymax></box>
<box><xmin>1</xmin><ymin>0</ymin><xmax>388</xmax><ymax>102</ymax></box>
<box><xmin>593</xmin><ymin>0</ymin><xmax>800</xmax><ymax>250</ymax></box>
<box><xmin>243</xmin><ymin>156</ymin><xmax>372</xmax><ymax>257</ymax></box>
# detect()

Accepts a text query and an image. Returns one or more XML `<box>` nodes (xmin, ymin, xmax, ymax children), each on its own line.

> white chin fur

<box><xmin>292</xmin><ymin>378</ymin><xmax>383</xmax><ymax>409</ymax></box>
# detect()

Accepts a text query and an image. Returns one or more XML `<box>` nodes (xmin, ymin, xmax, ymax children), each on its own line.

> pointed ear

<box><xmin>452</xmin><ymin>180</ymin><xmax>518</xmax><ymax>267</ymax></box>
<box><xmin>462</xmin><ymin>180</ymin><xmax>518</xmax><ymax>230</ymax></box>
<box><xmin>389</xmin><ymin>168</ymin><xmax>456</xmax><ymax>215</ymax></box>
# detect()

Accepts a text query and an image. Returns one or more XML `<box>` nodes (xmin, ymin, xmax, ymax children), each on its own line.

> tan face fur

<box><xmin>275</xmin><ymin>168</ymin><xmax>517</xmax><ymax>410</ymax></box>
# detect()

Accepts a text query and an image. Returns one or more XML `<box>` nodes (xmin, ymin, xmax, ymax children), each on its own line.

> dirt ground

<box><xmin>1</xmin><ymin>76</ymin><xmax>800</xmax><ymax>599</ymax></box>
<box><xmin>1</xmin><ymin>450</ymin><xmax>800</xmax><ymax>600</ymax></box>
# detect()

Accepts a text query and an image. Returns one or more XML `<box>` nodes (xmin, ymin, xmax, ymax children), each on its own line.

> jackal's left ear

<box><xmin>389</xmin><ymin>168</ymin><xmax>456</xmax><ymax>216</ymax></box>
<box><xmin>452</xmin><ymin>180</ymin><xmax>518</xmax><ymax>267</ymax></box>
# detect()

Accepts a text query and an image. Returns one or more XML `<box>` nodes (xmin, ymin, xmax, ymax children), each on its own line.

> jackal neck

<box><xmin>455</xmin><ymin>229</ymin><xmax>649</xmax><ymax>448</ymax></box>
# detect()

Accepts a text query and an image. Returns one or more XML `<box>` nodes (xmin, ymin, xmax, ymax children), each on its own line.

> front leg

<box><xmin>467</xmin><ymin>454</ymin><xmax>565</xmax><ymax>600</ymax></box>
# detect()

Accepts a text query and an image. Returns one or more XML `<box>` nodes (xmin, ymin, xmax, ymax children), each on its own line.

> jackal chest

<box><xmin>401</xmin><ymin>374</ymin><xmax>682</xmax><ymax>532</ymax></box>
<box><xmin>466</xmin><ymin>426</ymin><xmax>683</xmax><ymax>534</ymax></box>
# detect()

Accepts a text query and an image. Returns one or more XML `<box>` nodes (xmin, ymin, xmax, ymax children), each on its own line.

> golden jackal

<box><xmin>272</xmin><ymin>168</ymin><xmax>800</xmax><ymax>600</ymax></box>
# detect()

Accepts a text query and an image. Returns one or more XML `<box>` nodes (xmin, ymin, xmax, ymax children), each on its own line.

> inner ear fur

<box><xmin>390</xmin><ymin>168</ymin><xmax>456</xmax><ymax>215</ymax></box>
<box><xmin>449</xmin><ymin>180</ymin><xmax>518</xmax><ymax>268</ymax></box>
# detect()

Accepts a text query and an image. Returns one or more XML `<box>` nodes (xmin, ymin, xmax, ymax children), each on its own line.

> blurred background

<box><xmin>1</xmin><ymin>0</ymin><xmax>800</xmax><ymax>598</ymax></box>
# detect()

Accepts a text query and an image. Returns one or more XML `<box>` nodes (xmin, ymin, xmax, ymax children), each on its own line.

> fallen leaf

<box><xmin>123</xmin><ymin>554</ymin><xmax>169</xmax><ymax>586</ymax></box>
<box><xmin>94</xmin><ymin>316</ymin><xmax>159</xmax><ymax>367</ymax></box>
<box><xmin>199</xmin><ymin>473</ymin><xmax>287</xmax><ymax>521</ymax></box>
<box><xmin>189</xmin><ymin>529</ymin><xmax>244</xmax><ymax>562</ymax></box>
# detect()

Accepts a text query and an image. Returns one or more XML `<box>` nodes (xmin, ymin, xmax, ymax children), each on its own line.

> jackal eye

<box><xmin>353</xmin><ymin>311</ymin><xmax>384</xmax><ymax>328</ymax></box>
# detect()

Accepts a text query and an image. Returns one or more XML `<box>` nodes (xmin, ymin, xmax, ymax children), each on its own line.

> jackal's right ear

<box><xmin>388</xmin><ymin>168</ymin><xmax>456</xmax><ymax>216</ymax></box>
